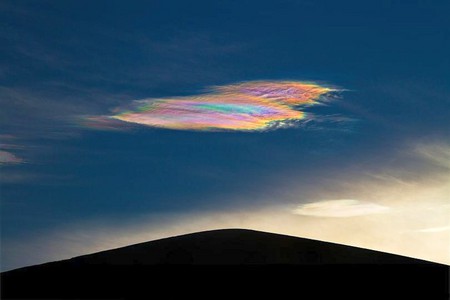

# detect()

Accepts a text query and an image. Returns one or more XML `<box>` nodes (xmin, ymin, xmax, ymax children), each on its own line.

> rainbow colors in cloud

<box><xmin>87</xmin><ymin>81</ymin><xmax>334</xmax><ymax>131</ymax></box>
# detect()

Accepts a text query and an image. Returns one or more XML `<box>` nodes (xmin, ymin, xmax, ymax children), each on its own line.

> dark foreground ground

<box><xmin>1</xmin><ymin>229</ymin><xmax>448</xmax><ymax>299</ymax></box>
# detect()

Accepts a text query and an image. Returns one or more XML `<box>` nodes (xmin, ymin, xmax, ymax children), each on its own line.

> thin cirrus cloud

<box><xmin>78</xmin><ymin>115</ymin><xmax>136</xmax><ymax>132</ymax></box>
<box><xmin>0</xmin><ymin>150</ymin><xmax>23</xmax><ymax>165</ymax></box>
<box><xmin>416</xmin><ymin>226</ymin><xmax>450</xmax><ymax>233</ymax></box>
<box><xmin>80</xmin><ymin>81</ymin><xmax>336</xmax><ymax>132</ymax></box>
<box><xmin>415</xmin><ymin>143</ymin><xmax>450</xmax><ymax>169</ymax></box>
<box><xmin>292</xmin><ymin>199</ymin><xmax>390</xmax><ymax>218</ymax></box>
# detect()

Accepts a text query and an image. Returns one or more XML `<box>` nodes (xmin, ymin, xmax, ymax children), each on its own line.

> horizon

<box><xmin>4</xmin><ymin>228</ymin><xmax>439</xmax><ymax>271</ymax></box>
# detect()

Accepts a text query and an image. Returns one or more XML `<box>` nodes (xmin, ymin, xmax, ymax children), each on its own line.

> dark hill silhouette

<box><xmin>19</xmin><ymin>228</ymin><xmax>437</xmax><ymax>265</ymax></box>
<box><xmin>1</xmin><ymin>229</ymin><xmax>448</xmax><ymax>299</ymax></box>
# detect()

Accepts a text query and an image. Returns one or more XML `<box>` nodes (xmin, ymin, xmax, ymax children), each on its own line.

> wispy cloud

<box><xmin>0</xmin><ymin>150</ymin><xmax>23</xmax><ymax>165</ymax></box>
<box><xmin>415</xmin><ymin>142</ymin><xmax>450</xmax><ymax>169</ymax></box>
<box><xmin>76</xmin><ymin>116</ymin><xmax>136</xmax><ymax>132</ymax></box>
<box><xmin>416</xmin><ymin>226</ymin><xmax>450</xmax><ymax>233</ymax></box>
<box><xmin>293</xmin><ymin>199</ymin><xmax>389</xmax><ymax>217</ymax></box>
<box><xmin>0</xmin><ymin>135</ymin><xmax>25</xmax><ymax>165</ymax></box>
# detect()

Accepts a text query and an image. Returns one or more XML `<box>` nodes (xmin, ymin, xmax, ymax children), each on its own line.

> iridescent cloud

<box><xmin>85</xmin><ymin>81</ymin><xmax>335</xmax><ymax>132</ymax></box>
<box><xmin>212</xmin><ymin>81</ymin><xmax>331</xmax><ymax>106</ymax></box>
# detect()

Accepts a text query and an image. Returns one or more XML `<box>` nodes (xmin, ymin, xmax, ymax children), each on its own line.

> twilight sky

<box><xmin>1</xmin><ymin>0</ymin><xmax>449</xmax><ymax>271</ymax></box>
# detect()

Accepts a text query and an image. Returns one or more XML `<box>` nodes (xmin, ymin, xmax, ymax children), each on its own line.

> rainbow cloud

<box><xmin>85</xmin><ymin>81</ymin><xmax>335</xmax><ymax>132</ymax></box>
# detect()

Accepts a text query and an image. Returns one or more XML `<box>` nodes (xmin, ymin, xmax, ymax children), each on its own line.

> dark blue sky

<box><xmin>1</xmin><ymin>0</ymin><xmax>449</xmax><ymax>270</ymax></box>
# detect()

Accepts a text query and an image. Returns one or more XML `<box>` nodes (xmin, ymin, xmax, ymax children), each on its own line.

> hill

<box><xmin>1</xmin><ymin>229</ymin><xmax>448</xmax><ymax>299</ymax></box>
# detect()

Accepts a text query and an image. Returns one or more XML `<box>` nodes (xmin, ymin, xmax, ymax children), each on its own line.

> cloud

<box><xmin>83</xmin><ymin>81</ymin><xmax>336</xmax><ymax>132</ymax></box>
<box><xmin>0</xmin><ymin>150</ymin><xmax>24</xmax><ymax>165</ymax></box>
<box><xmin>416</xmin><ymin>226</ymin><xmax>450</xmax><ymax>233</ymax></box>
<box><xmin>76</xmin><ymin>116</ymin><xmax>135</xmax><ymax>132</ymax></box>
<box><xmin>415</xmin><ymin>143</ymin><xmax>450</xmax><ymax>169</ymax></box>
<box><xmin>0</xmin><ymin>135</ymin><xmax>25</xmax><ymax>165</ymax></box>
<box><xmin>292</xmin><ymin>199</ymin><xmax>390</xmax><ymax>217</ymax></box>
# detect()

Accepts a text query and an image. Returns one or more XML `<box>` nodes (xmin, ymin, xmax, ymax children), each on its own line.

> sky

<box><xmin>1</xmin><ymin>0</ymin><xmax>449</xmax><ymax>271</ymax></box>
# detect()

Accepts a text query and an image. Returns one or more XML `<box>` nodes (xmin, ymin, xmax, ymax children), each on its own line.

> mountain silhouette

<box><xmin>1</xmin><ymin>229</ymin><xmax>448</xmax><ymax>299</ymax></box>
